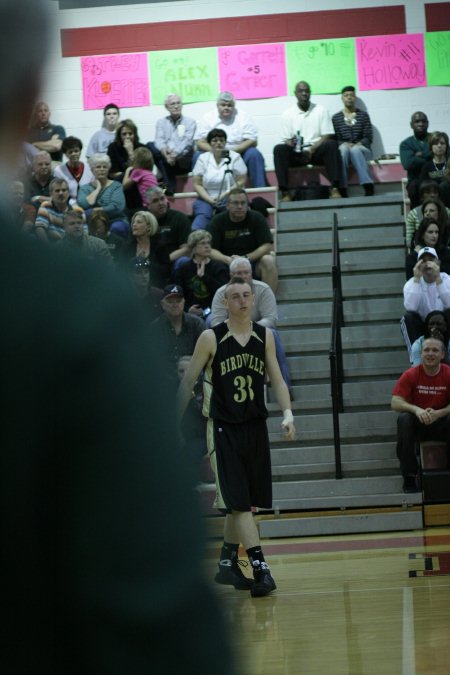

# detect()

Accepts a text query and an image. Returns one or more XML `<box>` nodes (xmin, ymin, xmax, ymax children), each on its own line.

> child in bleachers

<box><xmin>122</xmin><ymin>146</ymin><xmax>158</xmax><ymax>210</ymax></box>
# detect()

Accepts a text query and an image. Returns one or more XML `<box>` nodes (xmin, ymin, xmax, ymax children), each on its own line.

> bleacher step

<box><xmin>259</xmin><ymin>509</ymin><xmax>423</xmax><ymax>538</ymax></box>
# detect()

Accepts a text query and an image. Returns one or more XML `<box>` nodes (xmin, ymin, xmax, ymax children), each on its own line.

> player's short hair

<box><xmin>224</xmin><ymin>275</ymin><xmax>254</xmax><ymax>297</ymax></box>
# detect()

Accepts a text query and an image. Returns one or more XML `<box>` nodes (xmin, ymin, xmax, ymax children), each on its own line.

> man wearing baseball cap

<box><xmin>401</xmin><ymin>246</ymin><xmax>450</xmax><ymax>352</ymax></box>
<box><xmin>153</xmin><ymin>284</ymin><xmax>205</xmax><ymax>378</ymax></box>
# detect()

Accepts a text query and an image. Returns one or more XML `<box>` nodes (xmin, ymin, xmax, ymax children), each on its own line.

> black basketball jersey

<box><xmin>203</xmin><ymin>321</ymin><xmax>268</xmax><ymax>423</ymax></box>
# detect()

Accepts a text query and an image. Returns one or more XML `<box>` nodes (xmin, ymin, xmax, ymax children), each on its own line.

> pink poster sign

<box><xmin>218</xmin><ymin>43</ymin><xmax>287</xmax><ymax>100</ymax></box>
<box><xmin>356</xmin><ymin>33</ymin><xmax>426</xmax><ymax>91</ymax></box>
<box><xmin>81</xmin><ymin>53</ymin><xmax>150</xmax><ymax>110</ymax></box>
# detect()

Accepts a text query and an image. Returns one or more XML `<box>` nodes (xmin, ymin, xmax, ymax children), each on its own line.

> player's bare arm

<box><xmin>176</xmin><ymin>329</ymin><xmax>217</xmax><ymax>423</ymax></box>
<box><xmin>265</xmin><ymin>328</ymin><xmax>295</xmax><ymax>440</ymax></box>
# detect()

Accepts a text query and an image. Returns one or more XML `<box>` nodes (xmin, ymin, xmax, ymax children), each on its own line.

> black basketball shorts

<box><xmin>209</xmin><ymin>417</ymin><xmax>272</xmax><ymax>511</ymax></box>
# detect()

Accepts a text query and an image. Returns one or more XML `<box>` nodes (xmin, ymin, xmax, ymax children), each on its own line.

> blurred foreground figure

<box><xmin>0</xmin><ymin>2</ymin><xmax>236</xmax><ymax>674</ymax></box>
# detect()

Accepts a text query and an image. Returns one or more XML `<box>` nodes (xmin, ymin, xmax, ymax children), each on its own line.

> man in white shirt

<box><xmin>147</xmin><ymin>94</ymin><xmax>196</xmax><ymax>196</ymax></box>
<box><xmin>273</xmin><ymin>81</ymin><xmax>343</xmax><ymax>201</ymax></box>
<box><xmin>195</xmin><ymin>91</ymin><xmax>266</xmax><ymax>187</ymax></box>
<box><xmin>401</xmin><ymin>246</ymin><xmax>450</xmax><ymax>352</ymax></box>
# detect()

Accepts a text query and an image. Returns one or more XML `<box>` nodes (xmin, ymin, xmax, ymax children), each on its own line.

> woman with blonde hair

<box><xmin>173</xmin><ymin>228</ymin><xmax>229</xmax><ymax>318</ymax></box>
<box><xmin>122</xmin><ymin>210</ymin><xmax>168</xmax><ymax>288</ymax></box>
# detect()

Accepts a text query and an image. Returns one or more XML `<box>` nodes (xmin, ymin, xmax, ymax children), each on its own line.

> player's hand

<box><xmin>281</xmin><ymin>410</ymin><xmax>296</xmax><ymax>440</ymax></box>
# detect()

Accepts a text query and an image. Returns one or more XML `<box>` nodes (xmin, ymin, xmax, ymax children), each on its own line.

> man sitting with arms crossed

<box><xmin>208</xmin><ymin>187</ymin><xmax>278</xmax><ymax>293</ymax></box>
<box><xmin>391</xmin><ymin>336</ymin><xmax>450</xmax><ymax>493</ymax></box>
<box><xmin>177</xmin><ymin>276</ymin><xmax>295</xmax><ymax>597</ymax></box>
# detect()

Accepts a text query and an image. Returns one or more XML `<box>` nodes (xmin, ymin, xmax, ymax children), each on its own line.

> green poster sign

<box><xmin>149</xmin><ymin>48</ymin><xmax>218</xmax><ymax>104</ymax></box>
<box><xmin>286</xmin><ymin>38</ymin><xmax>356</xmax><ymax>94</ymax></box>
<box><xmin>425</xmin><ymin>31</ymin><xmax>450</xmax><ymax>86</ymax></box>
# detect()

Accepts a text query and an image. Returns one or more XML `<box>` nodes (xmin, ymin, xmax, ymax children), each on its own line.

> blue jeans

<box><xmin>272</xmin><ymin>329</ymin><xmax>291</xmax><ymax>388</ymax></box>
<box><xmin>191</xmin><ymin>198</ymin><xmax>225</xmax><ymax>231</ymax></box>
<box><xmin>339</xmin><ymin>143</ymin><xmax>372</xmax><ymax>187</ymax></box>
<box><xmin>241</xmin><ymin>147</ymin><xmax>267</xmax><ymax>187</ymax></box>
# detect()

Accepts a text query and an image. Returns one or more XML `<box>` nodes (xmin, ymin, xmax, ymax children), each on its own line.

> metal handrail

<box><xmin>329</xmin><ymin>213</ymin><xmax>344</xmax><ymax>479</ymax></box>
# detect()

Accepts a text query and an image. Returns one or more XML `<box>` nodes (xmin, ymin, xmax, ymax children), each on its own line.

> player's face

<box><xmin>421</xmin><ymin>339</ymin><xmax>444</xmax><ymax>367</ymax></box>
<box><xmin>224</xmin><ymin>282</ymin><xmax>254</xmax><ymax>317</ymax></box>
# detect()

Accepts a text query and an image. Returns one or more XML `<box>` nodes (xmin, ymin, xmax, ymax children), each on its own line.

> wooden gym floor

<box><xmin>205</xmin><ymin>527</ymin><xmax>450</xmax><ymax>675</ymax></box>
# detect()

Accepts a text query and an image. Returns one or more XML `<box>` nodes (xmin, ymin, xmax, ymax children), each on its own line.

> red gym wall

<box><xmin>61</xmin><ymin>6</ymin><xmax>408</xmax><ymax>57</ymax></box>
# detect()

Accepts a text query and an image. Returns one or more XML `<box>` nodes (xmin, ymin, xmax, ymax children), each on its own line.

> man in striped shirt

<box><xmin>332</xmin><ymin>85</ymin><xmax>374</xmax><ymax>197</ymax></box>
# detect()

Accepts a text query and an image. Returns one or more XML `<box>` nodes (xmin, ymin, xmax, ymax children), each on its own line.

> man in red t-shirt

<box><xmin>391</xmin><ymin>337</ymin><xmax>450</xmax><ymax>492</ymax></box>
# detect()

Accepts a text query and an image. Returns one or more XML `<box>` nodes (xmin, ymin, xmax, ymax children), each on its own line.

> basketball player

<box><xmin>177</xmin><ymin>276</ymin><xmax>295</xmax><ymax>597</ymax></box>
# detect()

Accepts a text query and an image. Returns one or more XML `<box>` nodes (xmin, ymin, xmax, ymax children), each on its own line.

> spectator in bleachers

<box><xmin>401</xmin><ymin>245</ymin><xmax>450</xmax><ymax>352</ymax></box>
<box><xmin>127</xmin><ymin>256</ymin><xmax>163</xmax><ymax>319</ymax></box>
<box><xmin>208</xmin><ymin>187</ymin><xmax>278</xmax><ymax>292</ymax></box>
<box><xmin>25</xmin><ymin>150</ymin><xmax>53</xmax><ymax>205</ymax></box>
<box><xmin>405</xmin><ymin>217</ymin><xmax>450</xmax><ymax>279</ymax></box>
<box><xmin>88</xmin><ymin>209</ymin><xmax>124</xmax><ymax>262</ymax></box>
<box><xmin>211</xmin><ymin>256</ymin><xmax>291</xmax><ymax>392</ymax></box>
<box><xmin>54</xmin><ymin>136</ymin><xmax>94</xmax><ymax>200</ymax></box>
<box><xmin>122</xmin><ymin>146</ymin><xmax>158</xmax><ymax>210</ymax></box>
<box><xmin>273</xmin><ymin>80</ymin><xmax>343</xmax><ymax>201</ymax></box>
<box><xmin>173</xmin><ymin>229</ymin><xmax>229</xmax><ymax>319</ymax></box>
<box><xmin>442</xmin><ymin>158</ymin><xmax>450</xmax><ymax>209</ymax></box>
<box><xmin>27</xmin><ymin>101</ymin><xmax>66</xmax><ymax>163</ymax></box>
<box><xmin>57</xmin><ymin>210</ymin><xmax>112</xmax><ymax>263</ymax></box>
<box><xmin>147</xmin><ymin>94</ymin><xmax>196</xmax><ymax>196</ymax></box>
<box><xmin>78</xmin><ymin>153</ymin><xmax>129</xmax><ymax>239</ymax></box>
<box><xmin>194</xmin><ymin>91</ymin><xmax>266</xmax><ymax>188</ymax></box>
<box><xmin>332</xmin><ymin>85</ymin><xmax>374</xmax><ymax>197</ymax></box>
<box><xmin>406</xmin><ymin>195</ymin><xmax>450</xmax><ymax>252</ymax></box>
<box><xmin>10</xmin><ymin>180</ymin><xmax>36</xmax><ymax>234</ymax></box>
<box><xmin>418</xmin><ymin>132</ymin><xmax>450</xmax><ymax>207</ymax></box>
<box><xmin>391</xmin><ymin>335</ymin><xmax>450</xmax><ymax>493</ymax></box>
<box><xmin>107</xmin><ymin>119</ymin><xmax>145</xmax><ymax>180</ymax></box>
<box><xmin>152</xmin><ymin>284</ymin><xmax>205</xmax><ymax>381</ymax></box>
<box><xmin>400</xmin><ymin>111</ymin><xmax>432</xmax><ymax>208</ymax></box>
<box><xmin>122</xmin><ymin>210</ymin><xmax>168</xmax><ymax>288</ymax></box>
<box><xmin>146</xmin><ymin>186</ymin><xmax>191</xmax><ymax>278</ymax></box>
<box><xmin>86</xmin><ymin>103</ymin><xmax>120</xmax><ymax>157</ymax></box>
<box><xmin>405</xmin><ymin>180</ymin><xmax>440</xmax><ymax>248</ymax></box>
<box><xmin>192</xmin><ymin>128</ymin><xmax>247</xmax><ymax>231</ymax></box>
<box><xmin>34</xmin><ymin>177</ymin><xmax>84</xmax><ymax>243</ymax></box>
<box><xmin>410</xmin><ymin>310</ymin><xmax>450</xmax><ymax>366</ymax></box>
